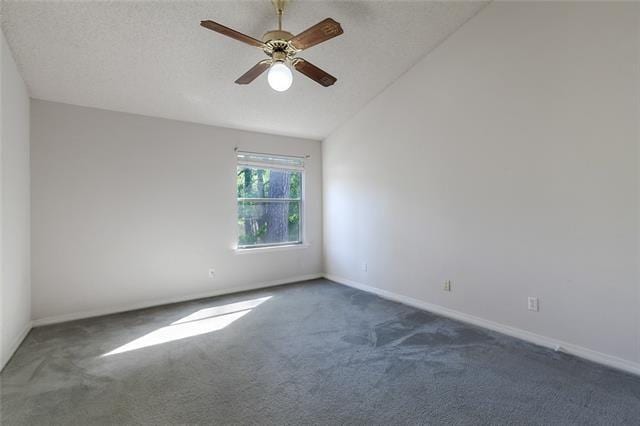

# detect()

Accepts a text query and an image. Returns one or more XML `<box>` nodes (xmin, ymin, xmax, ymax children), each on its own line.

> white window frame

<box><xmin>235</xmin><ymin>151</ymin><xmax>306</xmax><ymax>251</ymax></box>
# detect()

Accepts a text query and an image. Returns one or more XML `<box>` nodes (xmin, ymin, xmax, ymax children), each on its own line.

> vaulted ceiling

<box><xmin>1</xmin><ymin>1</ymin><xmax>487</xmax><ymax>139</ymax></box>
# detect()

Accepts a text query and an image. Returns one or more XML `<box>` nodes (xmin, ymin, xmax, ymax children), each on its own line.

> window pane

<box><xmin>237</xmin><ymin>167</ymin><xmax>301</xmax><ymax>199</ymax></box>
<box><xmin>238</xmin><ymin>201</ymin><xmax>301</xmax><ymax>246</ymax></box>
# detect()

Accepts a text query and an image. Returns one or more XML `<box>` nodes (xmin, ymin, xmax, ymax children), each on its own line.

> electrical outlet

<box><xmin>362</xmin><ymin>262</ymin><xmax>368</xmax><ymax>272</ymax></box>
<box><xmin>443</xmin><ymin>280</ymin><xmax>452</xmax><ymax>292</ymax></box>
<box><xmin>527</xmin><ymin>297</ymin><xmax>539</xmax><ymax>312</ymax></box>
<box><xmin>208</xmin><ymin>268</ymin><xmax>216</xmax><ymax>279</ymax></box>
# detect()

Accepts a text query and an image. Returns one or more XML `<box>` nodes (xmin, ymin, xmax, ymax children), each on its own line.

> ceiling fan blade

<box><xmin>289</xmin><ymin>18</ymin><xmax>343</xmax><ymax>51</ymax></box>
<box><xmin>200</xmin><ymin>20</ymin><xmax>265</xmax><ymax>48</ymax></box>
<box><xmin>293</xmin><ymin>59</ymin><xmax>337</xmax><ymax>87</ymax></box>
<box><xmin>235</xmin><ymin>60</ymin><xmax>271</xmax><ymax>85</ymax></box>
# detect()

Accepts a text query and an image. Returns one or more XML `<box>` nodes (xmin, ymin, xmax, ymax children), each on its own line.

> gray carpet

<box><xmin>2</xmin><ymin>279</ymin><xmax>640</xmax><ymax>425</ymax></box>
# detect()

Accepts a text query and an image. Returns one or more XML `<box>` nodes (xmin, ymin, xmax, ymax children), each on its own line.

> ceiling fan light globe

<box><xmin>267</xmin><ymin>62</ymin><xmax>293</xmax><ymax>92</ymax></box>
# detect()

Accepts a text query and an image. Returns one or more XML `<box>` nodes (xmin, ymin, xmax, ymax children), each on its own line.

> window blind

<box><xmin>236</xmin><ymin>151</ymin><xmax>305</xmax><ymax>171</ymax></box>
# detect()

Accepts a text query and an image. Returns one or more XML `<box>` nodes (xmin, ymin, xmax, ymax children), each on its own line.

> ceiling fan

<box><xmin>201</xmin><ymin>0</ymin><xmax>343</xmax><ymax>92</ymax></box>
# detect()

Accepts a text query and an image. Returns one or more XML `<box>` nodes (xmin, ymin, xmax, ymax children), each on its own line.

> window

<box><xmin>236</xmin><ymin>152</ymin><xmax>304</xmax><ymax>249</ymax></box>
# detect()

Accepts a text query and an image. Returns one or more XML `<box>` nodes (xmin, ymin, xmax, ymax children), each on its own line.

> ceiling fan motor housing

<box><xmin>262</xmin><ymin>30</ymin><xmax>293</xmax><ymax>43</ymax></box>
<box><xmin>262</xmin><ymin>31</ymin><xmax>299</xmax><ymax>64</ymax></box>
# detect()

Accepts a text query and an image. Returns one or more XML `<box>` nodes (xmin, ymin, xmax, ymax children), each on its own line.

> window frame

<box><xmin>235</xmin><ymin>152</ymin><xmax>306</xmax><ymax>251</ymax></box>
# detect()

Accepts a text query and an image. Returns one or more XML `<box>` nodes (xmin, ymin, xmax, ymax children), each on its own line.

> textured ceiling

<box><xmin>1</xmin><ymin>1</ymin><xmax>487</xmax><ymax>139</ymax></box>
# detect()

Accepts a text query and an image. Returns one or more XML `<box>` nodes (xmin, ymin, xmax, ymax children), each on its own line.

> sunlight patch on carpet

<box><xmin>102</xmin><ymin>296</ymin><xmax>272</xmax><ymax>356</ymax></box>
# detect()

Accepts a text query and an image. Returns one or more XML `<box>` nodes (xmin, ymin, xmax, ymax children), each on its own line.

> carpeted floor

<box><xmin>1</xmin><ymin>279</ymin><xmax>640</xmax><ymax>425</ymax></box>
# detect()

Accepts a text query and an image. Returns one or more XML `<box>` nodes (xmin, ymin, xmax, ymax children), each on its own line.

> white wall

<box><xmin>637</xmin><ymin>8</ymin><xmax>640</xmax><ymax>365</ymax></box>
<box><xmin>1</xmin><ymin>30</ymin><xmax>31</xmax><ymax>370</ymax></box>
<box><xmin>323</xmin><ymin>2</ymin><xmax>640</xmax><ymax>369</ymax></box>
<box><xmin>31</xmin><ymin>100</ymin><xmax>322</xmax><ymax>322</ymax></box>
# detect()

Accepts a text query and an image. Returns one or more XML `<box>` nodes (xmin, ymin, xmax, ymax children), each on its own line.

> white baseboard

<box><xmin>32</xmin><ymin>273</ymin><xmax>323</xmax><ymax>327</ymax></box>
<box><xmin>1</xmin><ymin>321</ymin><xmax>33</xmax><ymax>372</ymax></box>
<box><xmin>324</xmin><ymin>273</ymin><xmax>640</xmax><ymax>377</ymax></box>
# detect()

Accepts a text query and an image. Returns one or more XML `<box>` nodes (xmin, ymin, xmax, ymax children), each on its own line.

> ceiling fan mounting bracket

<box><xmin>271</xmin><ymin>0</ymin><xmax>289</xmax><ymax>30</ymax></box>
<box><xmin>271</xmin><ymin>0</ymin><xmax>289</xmax><ymax>16</ymax></box>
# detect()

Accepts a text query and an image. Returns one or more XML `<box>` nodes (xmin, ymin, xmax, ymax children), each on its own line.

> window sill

<box><xmin>234</xmin><ymin>243</ymin><xmax>310</xmax><ymax>255</ymax></box>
